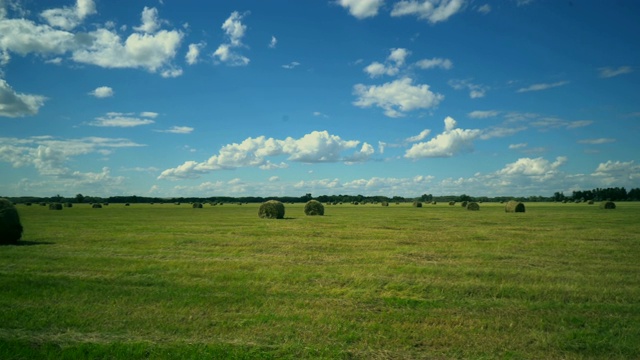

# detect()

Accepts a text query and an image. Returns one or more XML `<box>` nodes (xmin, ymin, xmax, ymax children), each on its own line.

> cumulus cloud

<box><xmin>158</xmin><ymin>130</ymin><xmax>371</xmax><ymax>180</ymax></box>
<box><xmin>0</xmin><ymin>78</ymin><xmax>47</xmax><ymax>117</ymax></box>
<box><xmin>391</xmin><ymin>0</ymin><xmax>465</xmax><ymax>24</ymax></box>
<box><xmin>213</xmin><ymin>11</ymin><xmax>250</xmax><ymax>66</ymax></box>
<box><xmin>405</xmin><ymin>116</ymin><xmax>481</xmax><ymax>158</ymax></box>
<box><xmin>405</xmin><ymin>129</ymin><xmax>431</xmax><ymax>143</ymax></box>
<box><xmin>364</xmin><ymin>48</ymin><xmax>411</xmax><ymax>78</ymax></box>
<box><xmin>353</xmin><ymin>77</ymin><xmax>444</xmax><ymax>117</ymax></box>
<box><xmin>498</xmin><ymin>156</ymin><xmax>567</xmax><ymax>177</ymax></box>
<box><xmin>40</xmin><ymin>0</ymin><xmax>96</xmax><ymax>30</ymax></box>
<box><xmin>133</xmin><ymin>6</ymin><xmax>161</xmax><ymax>34</ymax></box>
<box><xmin>415</xmin><ymin>57</ymin><xmax>453</xmax><ymax>70</ymax></box>
<box><xmin>598</xmin><ymin>66</ymin><xmax>633</xmax><ymax>78</ymax></box>
<box><xmin>337</xmin><ymin>0</ymin><xmax>385</xmax><ymax>19</ymax></box>
<box><xmin>88</xmin><ymin>112</ymin><xmax>156</xmax><ymax>127</ymax></box>
<box><xmin>516</xmin><ymin>80</ymin><xmax>569</xmax><ymax>93</ymax></box>
<box><xmin>185</xmin><ymin>42</ymin><xmax>204</xmax><ymax>65</ymax></box>
<box><xmin>89</xmin><ymin>86</ymin><xmax>114</xmax><ymax>98</ymax></box>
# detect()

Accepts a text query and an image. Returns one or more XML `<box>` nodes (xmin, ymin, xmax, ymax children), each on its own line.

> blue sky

<box><xmin>1</xmin><ymin>0</ymin><xmax>638</xmax><ymax>198</ymax></box>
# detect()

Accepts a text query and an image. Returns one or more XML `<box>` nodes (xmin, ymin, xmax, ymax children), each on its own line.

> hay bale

<box><xmin>412</xmin><ymin>201</ymin><xmax>422</xmax><ymax>208</ymax></box>
<box><xmin>192</xmin><ymin>203</ymin><xmax>203</xmax><ymax>208</ymax></box>
<box><xmin>461</xmin><ymin>201</ymin><xmax>468</xmax><ymax>208</ymax></box>
<box><xmin>92</xmin><ymin>203</ymin><xmax>102</xmax><ymax>208</ymax></box>
<box><xmin>466</xmin><ymin>202</ymin><xmax>480</xmax><ymax>211</ymax></box>
<box><xmin>505</xmin><ymin>200</ymin><xmax>525</xmax><ymax>213</ymax></box>
<box><xmin>449</xmin><ymin>201</ymin><xmax>456</xmax><ymax>206</ymax></box>
<box><xmin>587</xmin><ymin>200</ymin><xmax>594</xmax><ymax>205</ymax></box>
<box><xmin>381</xmin><ymin>201</ymin><xmax>389</xmax><ymax>207</ymax></box>
<box><xmin>259</xmin><ymin>200</ymin><xmax>285</xmax><ymax>219</ymax></box>
<box><xmin>64</xmin><ymin>202</ymin><xmax>73</xmax><ymax>208</ymax></box>
<box><xmin>599</xmin><ymin>201</ymin><xmax>616</xmax><ymax>209</ymax></box>
<box><xmin>432</xmin><ymin>201</ymin><xmax>437</xmax><ymax>205</ymax></box>
<box><xmin>304</xmin><ymin>200</ymin><xmax>325</xmax><ymax>216</ymax></box>
<box><xmin>125</xmin><ymin>203</ymin><xmax>130</xmax><ymax>206</ymax></box>
<box><xmin>0</xmin><ymin>198</ymin><xmax>23</xmax><ymax>245</ymax></box>
<box><xmin>49</xmin><ymin>203</ymin><xmax>63</xmax><ymax>210</ymax></box>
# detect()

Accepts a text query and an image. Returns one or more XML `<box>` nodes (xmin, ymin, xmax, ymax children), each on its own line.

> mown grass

<box><xmin>1</xmin><ymin>202</ymin><xmax>639</xmax><ymax>359</ymax></box>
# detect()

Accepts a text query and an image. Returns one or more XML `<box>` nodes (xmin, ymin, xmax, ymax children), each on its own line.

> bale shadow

<box><xmin>1</xmin><ymin>240</ymin><xmax>55</xmax><ymax>246</ymax></box>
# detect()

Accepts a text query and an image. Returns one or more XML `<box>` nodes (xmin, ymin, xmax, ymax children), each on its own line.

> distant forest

<box><xmin>5</xmin><ymin>187</ymin><xmax>639</xmax><ymax>205</ymax></box>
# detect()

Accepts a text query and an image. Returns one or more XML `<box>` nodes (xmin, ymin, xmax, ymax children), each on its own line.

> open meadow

<box><xmin>1</xmin><ymin>201</ymin><xmax>639</xmax><ymax>359</ymax></box>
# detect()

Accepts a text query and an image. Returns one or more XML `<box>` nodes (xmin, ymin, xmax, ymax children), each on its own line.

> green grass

<box><xmin>1</xmin><ymin>202</ymin><xmax>639</xmax><ymax>359</ymax></box>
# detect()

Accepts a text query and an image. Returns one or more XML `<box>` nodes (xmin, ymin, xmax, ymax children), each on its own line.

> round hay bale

<box><xmin>599</xmin><ymin>201</ymin><xmax>616</xmax><ymax>209</ymax></box>
<box><xmin>92</xmin><ymin>203</ymin><xmax>102</xmax><ymax>208</ymax></box>
<box><xmin>49</xmin><ymin>203</ymin><xmax>63</xmax><ymax>210</ymax></box>
<box><xmin>587</xmin><ymin>200</ymin><xmax>594</xmax><ymax>205</ymax></box>
<box><xmin>192</xmin><ymin>203</ymin><xmax>203</xmax><ymax>208</ymax></box>
<box><xmin>125</xmin><ymin>203</ymin><xmax>130</xmax><ymax>206</ymax></box>
<box><xmin>412</xmin><ymin>201</ymin><xmax>422</xmax><ymax>208</ymax></box>
<box><xmin>432</xmin><ymin>201</ymin><xmax>437</xmax><ymax>205</ymax></box>
<box><xmin>461</xmin><ymin>201</ymin><xmax>468</xmax><ymax>208</ymax></box>
<box><xmin>505</xmin><ymin>200</ymin><xmax>525</xmax><ymax>213</ymax></box>
<box><xmin>258</xmin><ymin>200</ymin><xmax>285</xmax><ymax>219</ymax></box>
<box><xmin>466</xmin><ymin>202</ymin><xmax>480</xmax><ymax>211</ymax></box>
<box><xmin>449</xmin><ymin>201</ymin><xmax>456</xmax><ymax>206</ymax></box>
<box><xmin>304</xmin><ymin>200</ymin><xmax>325</xmax><ymax>216</ymax></box>
<box><xmin>64</xmin><ymin>202</ymin><xmax>73</xmax><ymax>208</ymax></box>
<box><xmin>0</xmin><ymin>198</ymin><xmax>23</xmax><ymax>245</ymax></box>
<box><xmin>381</xmin><ymin>201</ymin><xmax>389</xmax><ymax>207</ymax></box>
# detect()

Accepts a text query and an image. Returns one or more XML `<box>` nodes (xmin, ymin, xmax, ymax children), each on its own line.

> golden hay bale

<box><xmin>505</xmin><ymin>200</ymin><xmax>525</xmax><ymax>213</ymax></box>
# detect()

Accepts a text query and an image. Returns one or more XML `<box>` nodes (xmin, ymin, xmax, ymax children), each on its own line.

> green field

<box><xmin>1</xmin><ymin>202</ymin><xmax>639</xmax><ymax>359</ymax></box>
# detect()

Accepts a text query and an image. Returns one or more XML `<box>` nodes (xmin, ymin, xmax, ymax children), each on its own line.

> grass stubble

<box><xmin>0</xmin><ymin>202</ymin><xmax>639</xmax><ymax>359</ymax></box>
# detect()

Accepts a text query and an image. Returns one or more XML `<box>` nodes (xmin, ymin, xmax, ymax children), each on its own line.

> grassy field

<box><xmin>1</xmin><ymin>201</ymin><xmax>639</xmax><ymax>359</ymax></box>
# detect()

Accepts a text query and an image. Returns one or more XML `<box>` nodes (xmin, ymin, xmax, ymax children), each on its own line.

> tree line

<box><xmin>4</xmin><ymin>187</ymin><xmax>639</xmax><ymax>205</ymax></box>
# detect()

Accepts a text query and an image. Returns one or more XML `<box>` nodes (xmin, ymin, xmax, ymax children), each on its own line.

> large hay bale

<box><xmin>412</xmin><ymin>201</ymin><xmax>422</xmax><ymax>208</ymax></box>
<box><xmin>587</xmin><ymin>200</ymin><xmax>594</xmax><ymax>205</ymax></box>
<box><xmin>259</xmin><ymin>200</ymin><xmax>285</xmax><ymax>219</ymax></box>
<box><xmin>49</xmin><ymin>203</ymin><xmax>63</xmax><ymax>210</ymax></box>
<box><xmin>304</xmin><ymin>200</ymin><xmax>325</xmax><ymax>216</ymax></box>
<box><xmin>505</xmin><ymin>200</ymin><xmax>525</xmax><ymax>213</ymax></box>
<box><xmin>192</xmin><ymin>203</ymin><xmax>203</xmax><ymax>208</ymax></box>
<box><xmin>599</xmin><ymin>201</ymin><xmax>616</xmax><ymax>209</ymax></box>
<box><xmin>0</xmin><ymin>198</ymin><xmax>23</xmax><ymax>245</ymax></box>
<box><xmin>461</xmin><ymin>201</ymin><xmax>468</xmax><ymax>208</ymax></box>
<box><xmin>466</xmin><ymin>202</ymin><xmax>480</xmax><ymax>211</ymax></box>
<box><xmin>92</xmin><ymin>203</ymin><xmax>102</xmax><ymax>208</ymax></box>
<box><xmin>381</xmin><ymin>201</ymin><xmax>389</xmax><ymax>207</ymax></box>
<box><xmin>449</xmin><ymin>201</ymin><xmax>456</xmax><ymax>206</ymax></box>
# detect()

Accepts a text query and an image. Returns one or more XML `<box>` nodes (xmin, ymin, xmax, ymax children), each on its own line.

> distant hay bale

<box><xmin>461</xmin><ymin>201</ymin><xmax>468</xmax><ymax>208</ymax></box>
<box><xmin>125</xmin><ymin>203</ymin><xmax>130</xmax><ymax>206</ymax></box>
<box><xmin>192</xmin><ymin>203</ymin><xmax>203</xmax><ymax>208</ymax></box>
<box><xmin>304</xmin><ymin>200</ymin><xmax>325</xmax><ymax>216</ymax></box>
<box><xmin>466</xmin><ymin>202</ymin><xmax>480</xmax><ymax>211</ymax></box>
<box><xmin>49</xmin><ymin>203</ymin><xmax>63</xmax><ymax>210</ymax></box>
<box><xmin>64</xmin><ymin>202</ymin><xmax>73</xmax><ymax>208</ymax></box>
<box><xmin>259</xmin><ymin>200</ymin><xmax>285</xmax><ymax>219</ymax></box>
<box><xmin>103</xmin><ymin>203</ymin><xmax>109</xmax><ymax>206</ymax></box>
<box><xmin>587</xmin><ymin>200</ymin><xmax>594</xmax><ymax>205</ymax></box>
<box><xmin>25</xmin><ymin>203</ymin><xmax>32</xmax><ymax>206</ymax></box>
<box><xmin>449</xmin><ymin>201</ymin><xmax>455</xmax><ymax>206</ymax></box>
<box><xmin>432</xmin><ymin>201</ymin><xmax>437</xmax><ymax>205</ymax></box>
<box><xmin>599</xmin><ymin>201</ymin><xmax>616</xmax><ymax>210</ymax></box>
<box><xmin>0</xmin><ymin>198</ymin><xmax>23</xmax><ymax>245</ymax></box>
<box><xmin>412</xmin><ymin>201</ymin><xmax>422</xmax><ymax>208</ymax></box>
<box><xmin>505</xmin><ymin>200</ymin><xmax>525</xmax><ymax>213</ymax></box>
<box><xmin>381</xmin><ymin>202</ymin><xmax>389</xmax><ymax>207</ymax></box>
<box><xmin>92</xmin><ymin>203</ymin><xmax>102</xmax><ymax>209</ymax></box>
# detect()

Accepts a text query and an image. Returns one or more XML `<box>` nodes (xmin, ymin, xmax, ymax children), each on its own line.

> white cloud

<box><xmin>213</xmin><ymin>11</ymin><xmax>250</xmax><ymax>66</ymax></box>
<box><xmin>133</xmin><ymin>6</ymin><xmax>161</xmax><ymax>34</ymax></box>
<box><xmin>592</xmin><ymin>160</ymin><xmax>639</xmax><ymax>177</ymax></box>
<box><xmin>448</xmin><ymin>79</ymin><xmax>487</xmax><ymax>98</ymax></box>
<box><xmin>89</xmin><ymin>86</ymin><xmax>114</xmax><ymax>98</ymax></box>
<box><xmin>498</xmin><ymin>156</ymin><xmax>567</xmax><ymax>178</ymax></box>
<box><xmin>337</xmin><ymin>0</ymin><xmax>385</xmax><ymax>19</ymax></box>
<box><xmin>415</xmin><ymin>57</ymin><xmax>453</xmax><ymax>70</ymax></box>
<box><xmin>0</xmin><ymin>78</ymin><xmax>47</xmax><ymax>117</ymax></box>
<box><xmin>88</xmin><ymin>112</ymin><xmax>155</xmax><ymax>127</ymax></box>
<box><xmin>468</xmin><ymin>110</ymin><xmax>499</xmax><ymax>119</ymax></box>
<box><xmin>405</xmin><ymin>116</ymin><xmax>481</xmax><ymax>158</ymax></box>
<box><xmin>391</xmin><ymin>0</ymin><xmax>465</xmax><ymax>24</ymax></box>
<box><xmin>405</xmin><ymin>129</ymin><xmax>431</xmax><ymax>143</ymax></box>
<box><xmin>509</xmin><ymin>143</ymin><xmax>527</xmax><ymax>149</ymax></box>
<box><xmin>353</xmin><ymin>77</ymin><xmax>444</xmax><ymax>117</ymax></box>
<box><xmin>598</xmin><ymin>66</ymin><xmax>633</xmax><ymax>78</ymax></box>
<box><xmin>363</xmin><ymin>48</ymin><xmax>411</xmax><ymax>78</ymax></box>
<box><xmin>186</xmin><ymin>43</ymin><xmax>204</xmax><ymax>65</ymax></box>
<box><xmin>158</xmin><ymin>130</ymin><xmax>369</xmax><ymax>180</ymax></box>
<box><xmin>155</xmin><ymin>126</ymin><xmax>194</xmax><ymax>134</ymax></box>
<box><xmin>0</xmin><ymin>19</ymin><xmax>77</xmax><ymax>58</ymax></box>
<box><xmin>516</xmin><ymin>80</ymin><xmax>569</xmax><ymax>93</ymax></box>
<box><xmin>40</xmin><ymin>0</ymin><xmax>96</xmax><ymax>30</ymax></box>
<box><xmin>282</xmin><ymin>61</ymin><xmax>300</xmax><ymax>69</ymax></box>
<box><xmin>269</xmin><ymin>35</ymin><xmax>277</xmax><ymax>48</ymax></box>
<box><xmin>477</xmin><ymin>4</ymin><xmax>491</xmax><ymax>14</ymax></box>
<box><xmin>578</xmin><ymin>138</ymin><xmax>615</xmax><ymax>145</ymax></box>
